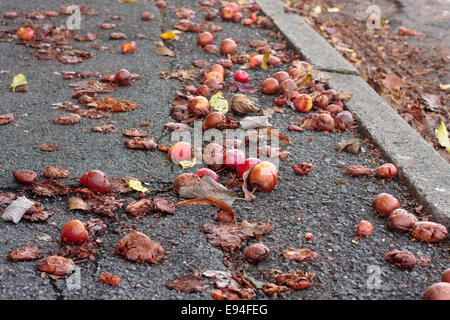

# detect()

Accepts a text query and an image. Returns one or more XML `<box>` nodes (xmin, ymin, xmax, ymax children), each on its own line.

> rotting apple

<box><xmin>247</xmin><ymin>161</ymin><xmax>278</xmax><ymax>192</ymax></box>
<box><xmin>223</xmin><ymin>148</ymin><xmax>246</xmax><ymax>168</ymax></box>
<box><xmin>169</xmin><ymin>142</ymin><xmax>192</xmax><ymax>164</ymax></box>
<box><xmin>294</xmin><ymin>94</ymin><xmax>312</xmax><ymax>113</ymax></box>
<box><xmin>61</xmin><ymin>220</ymin><xmax>89</xmax><ymax>244</ymax></box>
<box><xmin>195</xmin><ymin>168</ymin><xmax>219</xmax><ymax>182</ymax></box>
<box><xmin>236</xmin><ymin>158</ymin><xmax>261</xmax><ymax>178</ymax></box>
<box><xmin>83</xmin><ymin>170</ymin><xmax>111</xmax><ymax>193</ymax></box>
<box><xmin>17</xmin><ymin>27</ymin><xmax>34</xmax><ymax>41</ymax></box>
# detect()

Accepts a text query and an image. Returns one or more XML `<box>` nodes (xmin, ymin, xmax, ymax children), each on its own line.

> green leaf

<box><xmin>210</xmin><ymin>91</ymin><xmax>229</xmax><ymax>114</ymax></box>
<box><xmin>9</xmin><ymin>74</ymin><xmax>27</xmax><ymax>90</ymax></box>
<box><xmin>261</xmin><ymin>52</ymin><xmax>270</xmax><ymax>70</ymax></box>
<box><xmin>435</xmin><ymin>121</ymin><xmax>450</xmax><ymax>153</ymax></box>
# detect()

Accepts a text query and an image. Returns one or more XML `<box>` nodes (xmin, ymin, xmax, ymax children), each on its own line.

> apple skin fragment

<box><xmin>1</xmin><ymin>196</ymin><xmax>35</xmax><ymax>224</ymax></box>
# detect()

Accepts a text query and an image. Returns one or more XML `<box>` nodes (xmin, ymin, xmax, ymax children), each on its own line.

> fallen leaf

<box><xmin>166</xmin><ymin>275</ymin><xmax>209</xmax><ymax>293</ymax></box>
<box><xmin>128</xmin><ymin>179</ymin><xmax>148</xmax><ymax>193</ymax></box>
<box><xmin>1</xmin><ymin>197</ymin><xmax>35</xmax><ymax>224</ymax></box>
<box><xmin>160</xmin><ymin>30</ymin><xmax>181</xmax><ymax>40</ymax></box>
<box><xmin>9</xmin><ymin>74</ymin><xmax>28</xmax><ymax>91</ymax></box>
<box><xmin>8</xmin><ymin>243</ymin><xmax>44</xmax><ymax>261</ymax></box>
<box><xmin>261</xmin><ymin>52</ymin><xmax>270</xmax><ymax>70</ymax></box>
<box><xmin>68</xmin><ymin>196</ymin><xmax>90</xmax><ymax>211</ymax></box>
<box><xmin>114</xmin><ymin>231</ymin><xmax>164</xmax><ymax>264</ymax></box>
<box><xmin>0</xmin><ymin>114</ymin><xmax>14</xmax><ymax>125</ymax></box>
<box><xmin>176</xmin><ymin>197</ymin><xmax>234</xmax><ymax>215</ymax></box>
<box><xmin>100</xmin><ymin>273</ymin><xmax>121</xmax><ymax>286</ymax></box>
<box><xmin>178</xmin><ymin>176</ymin><xmax>236</xmax><ymax>207</ymax></box>
<box><xmin>435</xmin><ymin>121</ymin><xmax>450</xmax><ymax>152</ymax></box>
<box><xmin>155</xmin><ymin>41</ymin><xmax>175</xmax><ymax>57</ymax></box>
<box><xmin>337</xmin><ymin>139</ymin><xmax>361</xmax><ymax>154</ymax></box>
<box><xmin>180</xmin><ymin>157</ymin><xmax>197</xmax><ymax>169</ymax></box>
<box><xmin>210</xmin><ymin>92</ymin><xmax>229</xmax><ymax>114</ymax></box>
<box><xmin>36</xmin><ymin>256</ymin><xmax>75</xmax><ymax>276</ymax></box>
<box><xmin>282</xmin><ymin>248</ymin><xmax>318</xmax><ymax>263</ymax></box>
<box><xmin>239</xmin><ymin>116</ymin><xmax>272</xmax><ymax>130</ymax></box>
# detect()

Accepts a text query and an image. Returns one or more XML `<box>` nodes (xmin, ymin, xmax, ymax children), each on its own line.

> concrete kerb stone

<box><xmin>256</xmin><ymin>0</ymin><xmax>359</xmax><ymax>75</ymax></box>
<box><xmin>256</xmin><ymin>0</ymin><xmax>450</xmax><ymax>227</ymax></box>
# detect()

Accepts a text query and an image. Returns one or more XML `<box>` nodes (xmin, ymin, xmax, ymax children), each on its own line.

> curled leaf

<box><xmin>1</xmin><ymin>196</ymin><xmax>35</xmax><ymax>224</ymax></box>
<box><xmin>435</xmin><ymin>121</ymin><xmax>450</xmax><ymax>152</ymax></box>
<box><xmin>155</xmin><ymin>41</ymin><xmax>175</xmax><ymax>57</ymax></box>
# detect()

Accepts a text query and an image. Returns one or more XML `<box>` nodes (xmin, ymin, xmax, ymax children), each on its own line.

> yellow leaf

<box><xmin>439</xmin><ymin>84</ymin><xmax>450</xmax><ymax>90</ymax></box>
<box><xmin>180</xmin><ymin>157</ymin><xmax>196</xmax><ymax>169</ymax></box>
<box><xmin>160</xmin><ymin>30</ymin><xmax>181</xmax><ymax>40</ymax></box>
<box><xmin>327</xmin><ymin>7</ymin><xmax>340</xmax><ymax>13</ymax></box>
<box><xmin>9</xmin><ymin>74</ymin><xmax>27</xmax><ymax>90</ymax></box>
<box><xmin>210</xmin><ymin>91</ymin><xmax>229</xmax><ymax>114</ymax></box>
<box><xmin>435</xmin><ymin>121</ymin><xmax>450</xmax><ymax>153</ymax></box>
<box><xmin>261</xmin><ymin>52</ymin><xmax>270</xmax><ymax>70</ymax></box>
<box><xmin>128</xmin><ymin>180</ymin><xmax>148</xmax><ymax>193</ymax></box>
<box><xmin>312</xmin><ymin>5</ymin><xmax>322</xmax><ymax>14</ymax></box>
<box><xmin>119</xmin><ymin>0</ymin><xmax>135</xmax><ymax>2</ymax></box>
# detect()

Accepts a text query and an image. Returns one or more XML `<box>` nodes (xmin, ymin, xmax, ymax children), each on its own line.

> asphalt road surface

<box><xmin>0</xmin><ymin>0</ymin><xmax>448</xmax><ymax>300</ymax></box>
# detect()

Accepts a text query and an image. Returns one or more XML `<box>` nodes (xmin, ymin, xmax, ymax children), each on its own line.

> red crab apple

<box><xmin>223</xmin><ymin>149</ymin><xmax>246</xmax><ymax>168</ymax></box>
<box><xmin>61</xmin><ymin>220</ymin><xmax>89</xmax><ymax>244</ymax></box>
<box><xmin>13</xmin><ymin>170</ymin><xmax>37</xmax><ymax>185</ymax></box>
<box><xmin>249</xmin><ymin>56</ymin><xmax>262</xmax><ymax>69</ymax></box>
<box><xmin>169</xmin><ymin>142</ymin><xmax>192</xmax><ymax>164</ymax></box>
<box><xmin>261</xmin><ymin>78</ymin><xmax>279</xmax><ymax>95</ymax></box>
<box><xmin>197</xmin><ymin>32</ymin><xmax>214</xmax><ymax>47</ymax></box>
<box><xmin>373</xmin><ymin>193</ymin><xmax>400</xmax><ymax>217</ymax></box>
<box><xmin>114</xmin><ymin>69</ymin><xmax>132</xmax><ymax>86</ymax></box>
<box><xmin>236</xmin><ymin>158</ymin><xmax>261</xmax><ymax>177</ymax></box>
<box><xmin>82</xmin><ymin>170</ymin><xmax>111</xmax><ymax>193</ymax></box>
<box><xmin>195</xmin><ymin>168</ymin><xmax>219</xmax><ymax>182</ymax></box>
<box><xmin>17</xmin><ymin>27</ymin><xmax>34</xmax><ymax>41</ymax></box>
<box><xmin>294</xmin><ymin>94</ymin><xmax>313</xmax><ymax>113</ymax></box>
<box><xmin>234</xmin><ymin>70</ymin><xmax>249</xmax><ymax>83</ymax></box>
<box><xmin>220</xmin><ymin>39</ymin><xmax>237</xmax><ymax>55</ymax></box>
<box><xmin>247</xmin><ymin>161</ymin><xmax>278</xmax><ymax>192</ymax></box>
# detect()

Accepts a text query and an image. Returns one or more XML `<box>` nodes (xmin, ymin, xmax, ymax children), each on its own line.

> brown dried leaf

<box><xmin>282</xmin><ymin>248</ymin><xmax>318</xmax><ymax>263</ymax></box>
<box><xmin>8</xmin><ymin>242</ymin><xmax>44</xmax><ymax>261</ymax></box>
<box><xmin>36</xmin><ymin>256</ymin><xmax>75</xmax><ymax>276</ymax></box>
<box><xmin>166</xmin><ymin>275</ymin><xmax>209</xmax><ymax>293</ymax></box>
<box><xmin>155</xmin><ymin>41</ymin><xmax>175</xmax><ymax>57</ymax></box>
<box><xmin>42</xmin><ymin>166</ymin><xmax>69</xmax><ymax>179</ymax></box>
<box><xmin>114</xmin><ymin>231</ymin><xmax>164</xmax><ymax>264</ymax></box>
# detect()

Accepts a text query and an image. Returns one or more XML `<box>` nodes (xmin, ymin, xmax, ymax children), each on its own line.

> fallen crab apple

<box><xmin>114</xmin><ymin>69</ymin><xmax>132</xmax><ymax>87</ymax></box>
<box><xmin>247</xmin><ymin>161</ymin><xmax>278</xmax><ymax>192</ymax></box>
<box><xmin>169</xmin><ymin>142</ymin><xmax>193</xmax><ymax>164</ymax></box>
<box><xmin>195</xmin><ymin>168</ymin><xmax>219</xmax><ymax>182</ymax></box>
<box><xmin>80</xmin><ymin>170</ymin><xmax>111</xmax><ymax>193</ymax></box>
<box><xmin>234</xmin><ymin>70</ymin><xmax>249</xmax><ymax>83</ymax></box>
<box><xmin>121</xmin><ymin>41</ymin><xmax>136</xmax><ymax>54</ymax></box>
<box><xmin>372</xmin><ymin>193</ymin><xmax>400</xmax><ymax>217</ymax></box>
<box><xmin>236</xmin><ymin>158</ymin><xmax>261</xmax><ymax>178</ymax></box>
<box><xmin>61</xmin><ymin>220</ymin><xmax>89</xmax><ymax>244</ymax></box>
<box><xmin>17</xmin><ymin>27</ymin><xmax>34</xmax><ymax>41</ymax></box>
